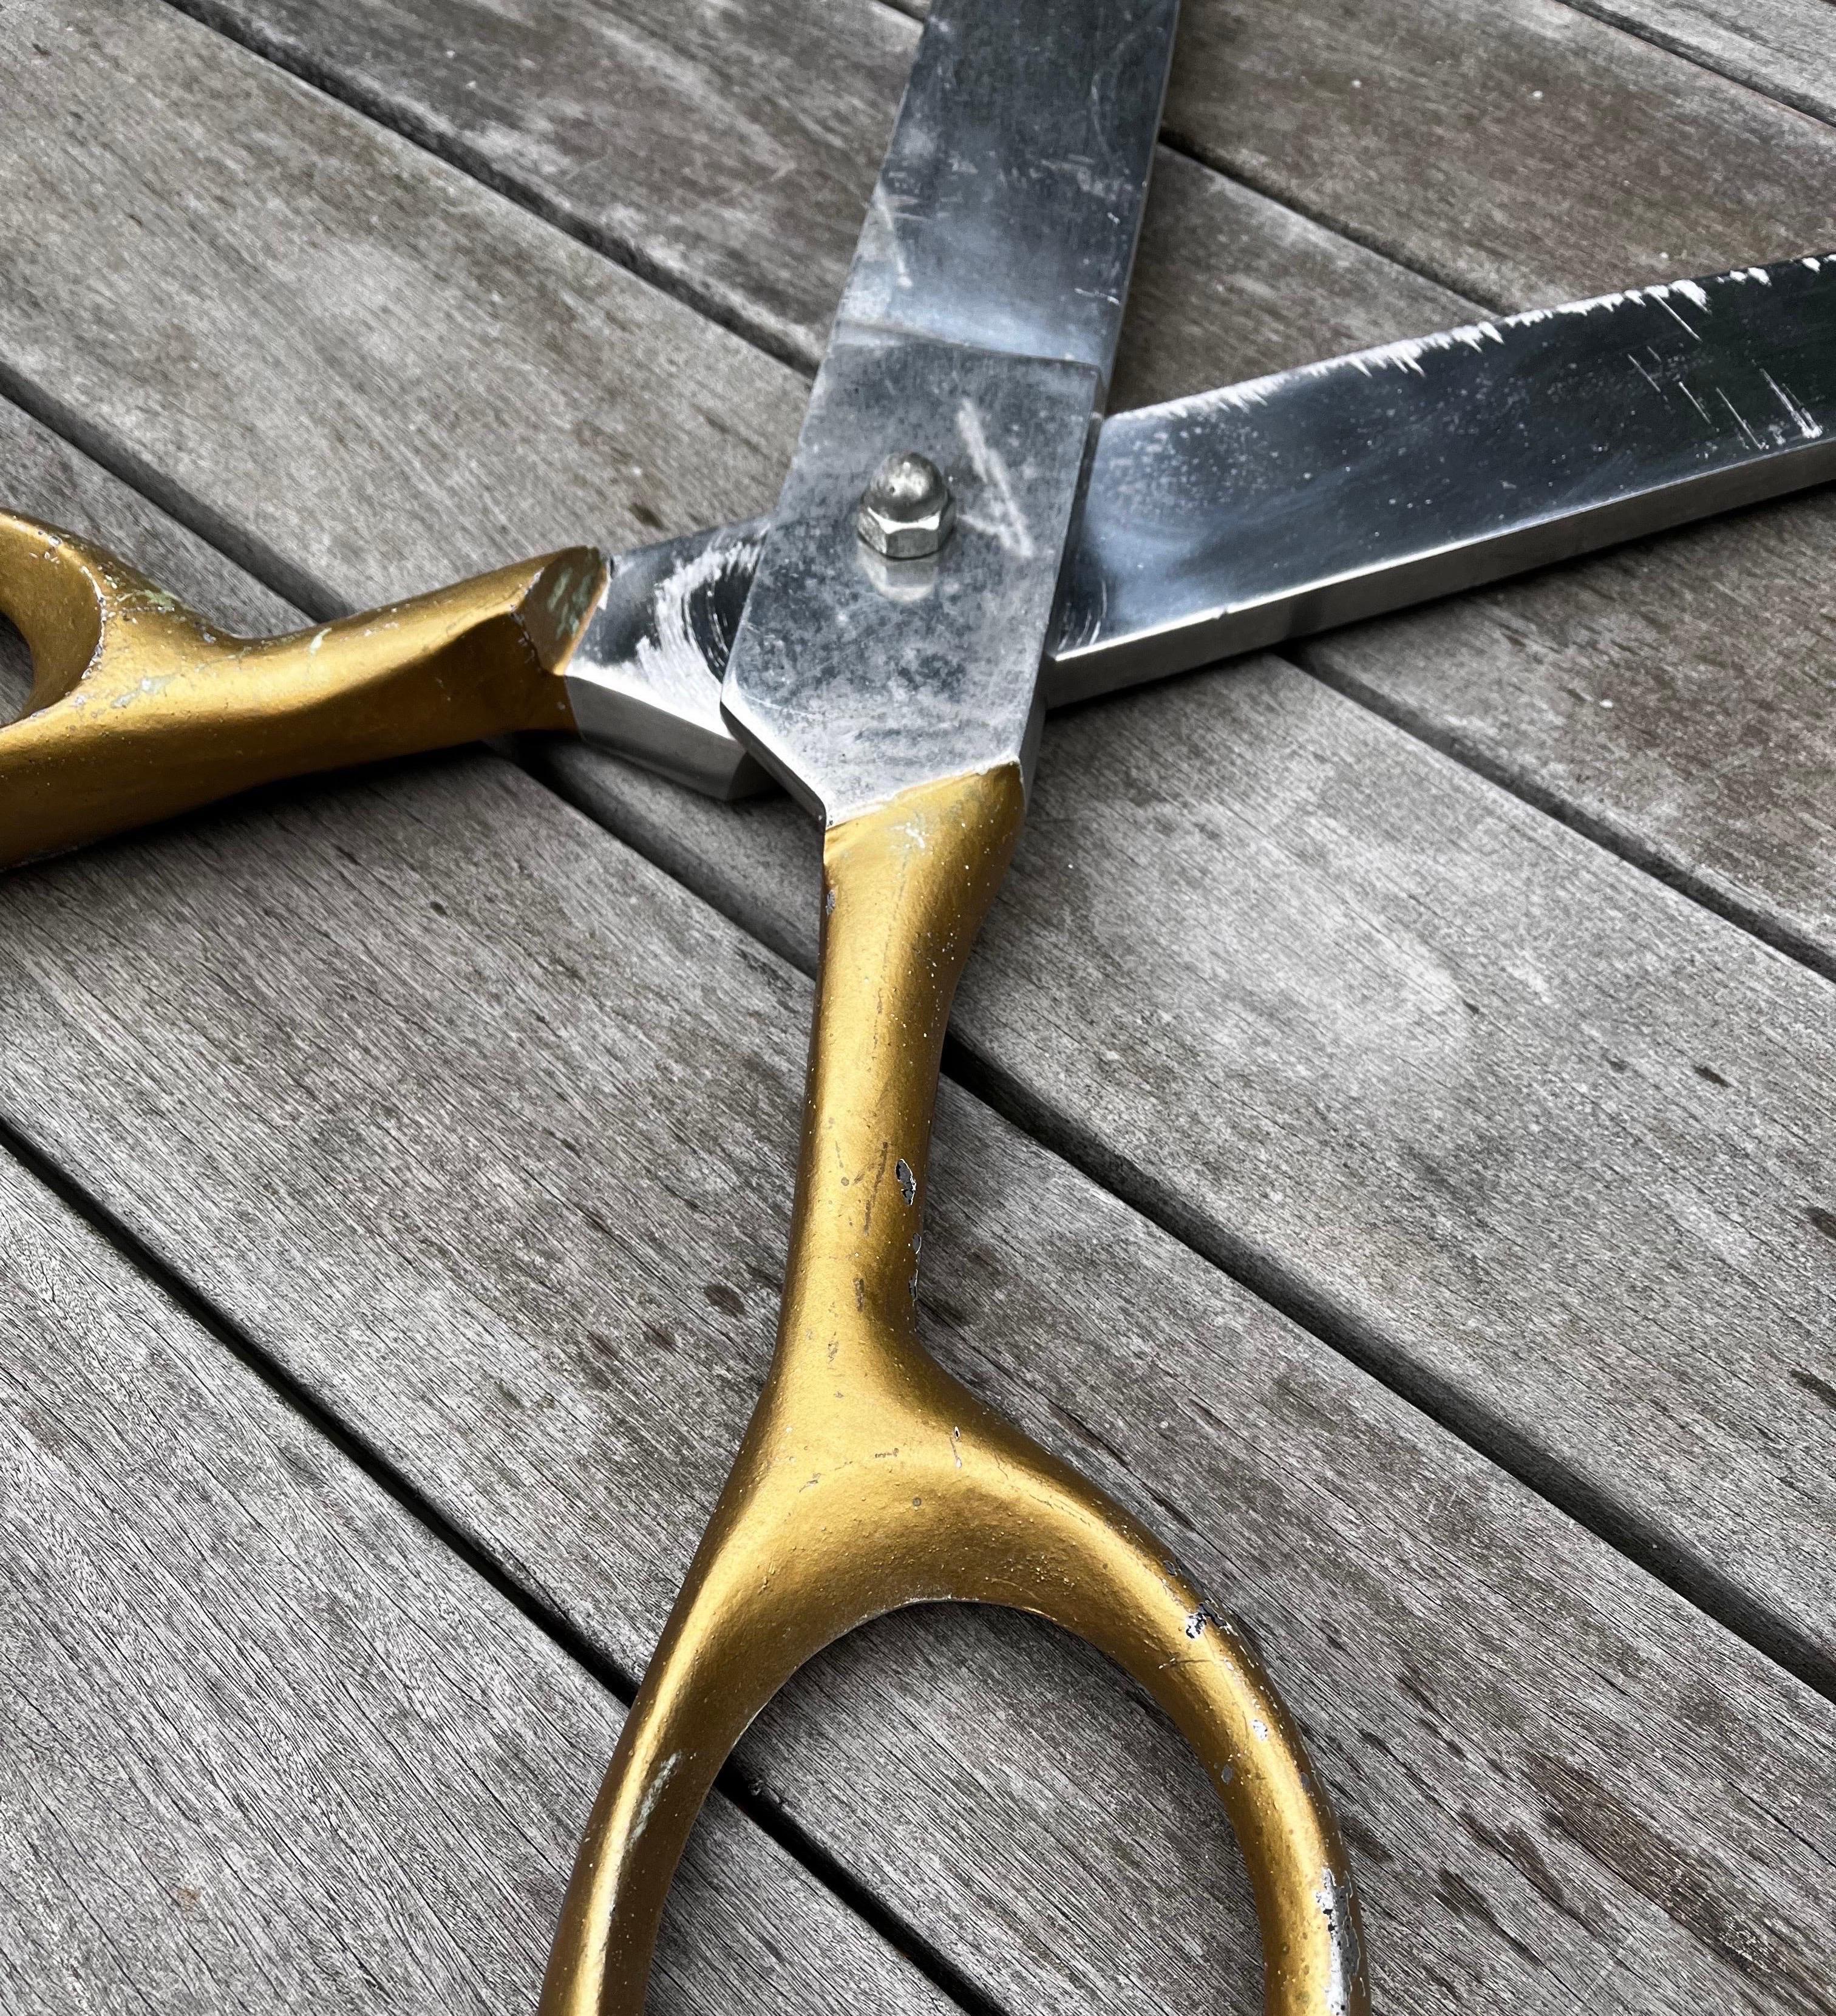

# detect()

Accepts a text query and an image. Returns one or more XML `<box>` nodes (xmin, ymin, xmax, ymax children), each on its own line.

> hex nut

<box><xmin>857</xmin><ymin>450</ymin><xmax>956</xmax><ymax>560</ymax></box>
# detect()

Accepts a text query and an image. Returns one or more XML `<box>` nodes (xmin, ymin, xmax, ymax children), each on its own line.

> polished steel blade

<box><xmin>566</xmin><ymin>254</ymin><xmax>1836</xmax><ymax>795</ymax></box>
<box><xmin>716</xmin><ymin>0</ymin><xmax>1178</xmax><ymax>821</ymax></box>
<box><xmin>1056</xmin><ymin>254</ymin><xmax>1836</xmax><ymax>704</ymax></box>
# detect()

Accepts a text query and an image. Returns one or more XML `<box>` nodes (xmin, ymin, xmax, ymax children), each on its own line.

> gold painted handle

<box><xmin>0</xmin><ymin>512</ymin><xmax>605</xmax><ymax>869</ymax></box>
<box><xmin>541</xmin><ymin>764</ymin><xmax>1368</xmax><ymax>2016</ymax></box>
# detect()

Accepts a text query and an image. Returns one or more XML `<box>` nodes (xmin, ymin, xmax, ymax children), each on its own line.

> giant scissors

<box><xmin>4</xmin><ymin>4</ymin><xmax>1834</xmax><ymax>2011</ymax></box>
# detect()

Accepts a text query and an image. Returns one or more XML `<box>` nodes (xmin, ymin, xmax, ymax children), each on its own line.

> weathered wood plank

<box><xmin>1162</xmin><ymin>0</ymin><xmax>1836</xmax><ymax>311</ymax></box>
<box><xmin>154</xmin><ymin>0</ymin><xmax>1836</xmax><ymax>976</ymax></box>
<box><xmin>160</xmin><ymin>0</ymin><xmax>1836</xmax><ymax>978</ymax></box>
<box><xmin>163</xmin><ymin>0</ymin><xmax>1472</xmax><ymax>402</ymax></box>
<box><xmin>5</xmin><ymin>0</ymin><xmax>1832</xmax><ymax>1682</ymax></box>
<box><xmin>1559</xmin><ymin>0</ymin><xmax>1836</xmax><ymax>126</ymax></box>
<box><xmin>165</xmin><ymin>0</ymin><xmax>909</xmax><ymax>373</ymax></box>
<box><xmin>0</xmin><ymin>1139</ymin><xmax>954</xmax><ymax>2014</ymax></box>
<box><xmin>0</xmin><ymin>0</ymin><xmax>803</xmax><ymax>613</ymax></box>
<box><xmin>4</xmin><ymin>406</ymin><xmax>1836</xmax><ymax>2016</ymax></box>
<box><xmin>175</xmin><ymin>0</ymin><xmax>1836</xmax><ymax>366</ymax></box>
<box><xmin>1154</xmin><ymin>0</ymin><xmax>1836</xmax><ymax>980</ymax></box>
<box><xmin>1299</xmin><ymin>484</ymin><xmax>1836</xmax><ymax>973</ymax></box>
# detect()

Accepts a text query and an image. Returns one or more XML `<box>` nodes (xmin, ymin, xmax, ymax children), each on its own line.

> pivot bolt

<box><xmin>857</xmin><ymin>451</ymin><xmax>956</xmax><ymax>560</ymax></box>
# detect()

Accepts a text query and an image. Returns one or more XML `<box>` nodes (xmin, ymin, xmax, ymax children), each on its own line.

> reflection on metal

<box><xmin>10</xmin><ymin>257</ymin><xmax>1832</xmax><ymax>835</ymax></box>
<box><xmin>574</xmin><ymin>250</ymin><xmax>1836</xmax><ymax>772</ymax></box>
<box><xmin>3</xmin><ymin>2</ymin><xmax>1830</xmax><ymax>2002</ymax></box>
<box><xmin>566</xmin><ymin>520</ymin><xmax>769</xmax><ymax>798</ymax></box>
<box><xmin>1055</xmin><ymin>254</ymin><xmax>1836</xmax><ymax>702</ymax></box>
<box><xmin>855</xmin><ymin>449</ymin><xmax>956</xmax><ymax>559</ymax></box>
<box><xmin>720</xmin><ymin>0</ymin><xmax>1175</xmax><ymax>824</ymax></box>
<box><xmin>0</xmin><ymin>511</ymin><xmax>602</xmax><ymax>869</ymax></box>
<box><xmin>546</xmin><ymin>0</ymin><xmax>1367</xmax><ymax>2008</ymax></box>
<box><xmin>722</xmin><ymin>332</ymin><xmax>1097</xmax><ymax>818</ymax></box>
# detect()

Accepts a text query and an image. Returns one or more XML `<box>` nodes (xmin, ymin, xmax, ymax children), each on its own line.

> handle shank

<box><xmin>541</xmin><ymin>764</ymin><xmax>1367</xmax><ymax>2016</ymax></box>
<box><xmin>0</xmin><ymin>512</ymin><xmax>604</xmax><ymax>869</ymax></box>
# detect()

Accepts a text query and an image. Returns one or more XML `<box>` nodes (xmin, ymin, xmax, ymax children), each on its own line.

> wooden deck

<box><xmin>1</xmin><ymin>2</ymin><xmax>1832</xmax><ymax>2011</ymax></box>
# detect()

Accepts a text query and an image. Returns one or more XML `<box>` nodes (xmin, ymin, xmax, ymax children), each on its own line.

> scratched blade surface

<box><xmin>1055</xmin><ymin>254</ymin><xmax>1836</xmax><ymax>702</ymax></box>
<box><xmin>718</xmin><ymin>0</ymin><xmax>1178</xmax><ymax>822</ymax></box>
<box><xmin>571</xmin><ymin>255</ymin><xmax>1836</xmax><ymax>784</ymax></box>
<box><xmin>565</xmin><ymin>518</ymin><xmax>769</xmax><ymax>796</ymax></box>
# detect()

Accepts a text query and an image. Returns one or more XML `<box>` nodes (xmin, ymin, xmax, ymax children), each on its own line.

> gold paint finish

<box><xmin>542</xmin><ymin>765</ymin><xmax>1366</xmax><ymax>2016</ymax></box>
<box><xmin>0</xmin><ymin>511</ymin><xmax>604</xmax><ymax>869</ymax></box>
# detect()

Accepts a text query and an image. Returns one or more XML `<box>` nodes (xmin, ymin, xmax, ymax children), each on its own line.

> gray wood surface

<box><xmin>3</xmin><ymin>407</ymin><xmax>1836</xmax><ymax>2016</ymax></box>
<box><xmin>1558</xmin><ymin>0</ymin><xmax>1836</xmax><ymax>124</ymax></box>
<box><xmin>0</xmin><ymin>1130</ymin><xmax>952</xmax><ymax>2016</ymax></box>
<box><xmin>1160</xmin><ymin>0</ymin><xmax>1836</xmax><ymax>312</ymax></box>
<box><xmin>559</xmin><ymin>659</ymin><xmax>1836</xmax><ymax>1683</ymax></box>
<box><xmin>0</xmin><ymin>0</ymin><xmax>802</xmax><ymax>614</ymax></box>
<box><xmin>1299</xmin><ymin>483</ymin><xmax>1836</xmax><ymax>976</ymax></box>
<box><xmin>172</xmin><ymin>0</ymin><xmax>1836</xmax><ymax>980</ymax></box>
<box><xmin>4</xmin><ymin>2</ymin><xmax>1836</xmax><ymax>2009</ymax></box>
<box><xmin>165</xmin><ymin>0</ymin><xmax>912</xmax><ymax>373</ymax></box>
<box><xmin>160</xmin><ymin>0</ymin><xmax>1467</xmax><ymax>406</ymax></box>
<box><xmin>0</xmin><ymin>0</ymin><xmax>1827</xmax><ymax>1686</ymax></box>
<box><xmin>1158</xmin><ymin>0</ymin><xmax>1836</xmax><ymax>976</ymax></box>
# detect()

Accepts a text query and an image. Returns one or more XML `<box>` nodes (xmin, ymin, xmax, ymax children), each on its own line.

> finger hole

<box><xmin>713</xmin><ymin>1601</ymin><xmax>1263</xmax><ymax>2016</ymax></box>
<box><xmin>0</xmin><ymin>517</ymin><xmax>107</xmax><ymax>719</ymax></box>
<box><xmin>0</xmin><ymin>613</ymin><xmax>29</xmax><ymax>725</ymax></box>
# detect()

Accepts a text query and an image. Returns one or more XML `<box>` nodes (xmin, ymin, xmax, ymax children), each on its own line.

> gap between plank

<box><xmin>162</xmin><ymin>0</ymin><xmax>1836</xmax><ymax>997</ymax></box>
<box><xmin>13</xmin><ymin>228</ymin><xmax>1829</xmax><ymax>1022</ymax></box>
<box><xmin>878</xmin><ymin>0</ymin><xmax>1836</xmax><ymax>183</ymax></box>
<box><xmin>1152</xmin><ymin>123</ymin><xmax>1512</xmax><ymax>319</ymax></box>
<box><xmin>21</xmin><ymin>0</ymin><xmax>1835</xmax><ymax>1709</ymax></box>
<box><xmin>154</xmin><ymin>0</ymin><xmax>824</xmax><ymax>379</ymax></box>
<box><xmin>855</xmin><ymin>0</ymin><xmax>1522</xmax><ymax>313</ymax></box>
<box><xmin>1551</xmin><ymin>0</ymin><xmax>1836</xmax><ymax>135</ymax></box>
<box><xmin>147</xmin><ymin>0</ymin><xmax>1836</xmax><ymax>1004</ymax></box>
<box><xmin>151</xmin><ymin>0</ymin><xmax>1514</xmax><ymax>367</ymax></box>
<box><xmin>0</xmin><ymin>1101</ymin><xmax>1005</xmax><ymax>2016</ymax></box>
<box><xmin>936</xmin><ymin>1036</ymin><xmax>1836</xmax><ymax>1712</ymax></box>
<box><xmin>532</xmin><ymin>752</ymin><xmax>1836</xmax><ymax>1719</ymax></box>
<box><xmin>0</xmin><ymin>352</ymin><xmax>347</xmax><ymax>627</ymax></box>
<box><xmin>8</xmin><ymin>280</ymin><xmax>1835</xmax><ymax>1713</ymax></box>
<box><xmin>1293</xmin><ymin>640</ymin><xmax>1836</xmax><ymax>988</ymax></box>
<box><xmin>153</xmin><ymin>0</ymin><xmax>1836</xmax><ymax>991</ymax></box>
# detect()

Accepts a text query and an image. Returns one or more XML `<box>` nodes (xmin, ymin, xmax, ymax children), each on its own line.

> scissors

<box><xmin>4</xmin><ymin>3</ymin><xmax>1834</xmax><ymax>2009</ymax></box>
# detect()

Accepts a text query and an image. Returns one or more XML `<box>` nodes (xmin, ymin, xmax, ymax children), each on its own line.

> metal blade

<box><xmin>566</xmin><ymin>518</ymin><xmax>770</xmax><ymax>798</ymax></box>
<box><xmin>1054</xmin><ymin>253</ymin><xmax>1836</xmax><ymax>704</ymax></box>
<box><xmin>565</xmin><ymin>254</ymin><xmax>1836</xmax><ymax>794</ymax></box>
<box><xmin>716</xmin><ymin>0</ymin><xmax>1179</xmax><ymax>822</ymax></box>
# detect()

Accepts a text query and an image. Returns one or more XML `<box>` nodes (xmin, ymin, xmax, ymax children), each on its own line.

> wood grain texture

<box><xmin>557</xmin><ymin>645</ymin><xmax>1836</xmax><ymax>1677</ymax></box>
<box><xmin>0</xmin><ymin>0</ymin><xmax>803</xmax><ymax>615</ymax></box>
<box><xmin>1557</xmin><ymin>0</ymin><xmax>1836</xmax><ymax>126</ymax></box>
<box><xmin>164</xmin><ymin>0</ymin><xmax>911</xmax><ymax>373</ymax></box>
<box><xmin>152</xmin><ymin>0</ymin><xmax>1836</xmax><ymax>982</ymax></box>
<box><xmin>162</xmin><ymin>0</ymin><xmax>1473</xmax><ymax>402</ymax></box>
<box><xmin>1162</xmin><ymin>0</ymin><xmax>1836</xmax><ymax>313</ymax></box>
<box><xmin>2</xmin><ymin>3</ymin><xmax>1834</xmax><ymax>1995</ymax></box>
<box><xmin>1299</xmin><ymin>487</ymin><xmax>1836</xmax><ymax>974</ymax></box>
<box><xmin>0</xmin><ymin>1138</ymin><xmax>953</xmax><ymax>2015</ymax></box>
<box><xmin>1154</xmin><ymin>0</ymin><xmax>1836</xmax><ymax>978</ymax></box>
<box><xmin>4</xmin><ymin>0</ymin><xmax>1831</xmax><ymax>1678</ymax></box>
<box><xmin>181</xmin><ymin>0</ymin><xmax>1836</xmax><ymax>356</ymax></box>
<box><xmin>51</xmin><ymin>0</ymin><xmax>1470</xmax><ymax>417</ymax></box>
<box><xmin>4</xmin><ymin>410</ymin><xmax>1836</xmax><ymax>2016</ymax></box>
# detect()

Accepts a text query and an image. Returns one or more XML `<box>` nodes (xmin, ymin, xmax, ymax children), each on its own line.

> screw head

<box><xmin>857</xmin><ymin>451</ymin><xmax>956</xmax><ymax>560</ymax></box>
